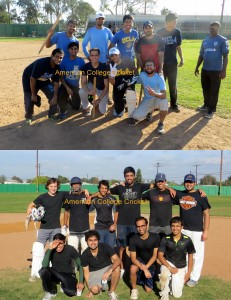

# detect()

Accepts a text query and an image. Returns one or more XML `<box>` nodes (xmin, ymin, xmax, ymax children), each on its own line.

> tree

<box><xmin>199</xmin><ymin>175</ymin><xmax>218</xmax><ymax>185</ymax></box>
<box><xmin>135</xmin><ymin>168</ymin><xmax>142</xmax><ymax>183</ymax></box>
<box><xmin>31</xmin><ymin>176</ymin><xmax>49</xmax><ymax>184</ymax></box>
<box><xmin>67</xmin><ymin>0</ymin><xmax>95</xmax><ymax>27</ymax></box>
<box><xmin>57</xmin><ymin>175</ymin><xmax>69</xmax><ymax>184</ymax></box>
<box><xmin>0</xmin><ymin>175</ymin><xmax>6</xmax><ymax>184</ymax></box>
<box><xmin>223</xmin><ymin>176</ymin><xmax>231</xmax><ymax>186</ymax></box>
<box><xmin>160</xmin><ymin>7</ymin><xmax>171</xmax><ymax>15</ymax></box>
<box><xmin>12</xmin><ymin>176</ymin><xmax>23</xmax><ymax>183</ymax></box>
<box><xmin>17</xmin><ymin>0</ymin><xmax>40</xmax><ymax>23</ymax></box>
<box><xmin>88</xmin><ymin>177</ymin><xmax>99</xmax><ymax>184</ymax></box>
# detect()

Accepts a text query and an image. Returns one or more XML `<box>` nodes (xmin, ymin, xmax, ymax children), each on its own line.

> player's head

<box><xmin>66</xmin><ymin>19</ymin><xmax>77</xmax><ymax>34</ymax></box>
<box><xmin>51</xmin><ymin>48</ymin><xmax>64</xmax><ymax>65</ymax></box>
<box><xmin>135</xmin><ymin>216</ymin><xmax>148</xmax><ymax>235</ymax></box>
<box><xmin>184</xmin><ymin>174</ymin><xmax>196</xmax><ymax>191</ymax></box>
<box><xmin>70</xmin><ymin>177</ymin><xmax>82</xmax><ymax>192</ymax></box>
<box><xmin>45</xmin><ymin>177</ymin><xmax>60</xmax><ymax>194</ymax></box>
<box><xmin>123</xmin><ymin>166</ymin><xmax>136</xmax><ymax>185</ymax></box>
<box><xmin>209</xmin><ymin>21</ymin><xmax>221</xmax><ymax>36</ymax></box>
<box><xmin>109</xmin><ymin>47</ymin><xmax>120</xmax><ymax>63</ymax></box>
<box><xmin>85</xmin><ymin>230</ymin><xmax>100</xmax><ymax>250</ymax></box>
<box><xmin>53</xmin><ymin>233</ymin><xmax>66</xmax><ymax>252</ymax></box>
<box><xmin>155</xmin><ymin>173</ymin><xmax>166</xmax><ymax>190</ymax></box>
<box><xmin>68</xmin><ymin>42</ymin><xmax>79</xmax><ymax>55</ymax></box>
<box><xmin>165</xmin><ymin>12</ymin><xmax>177</xmax><ymax>29</ymax></box>
<box><xmin>143</xmin><ymin>21</ymin><xmax>154</xmax><ymax>37</ymax></box>
<box><xmin>123</xmin><ymin>14</ymin><xmax>134</xmax><ymax>30</ymax></box>
<box><xmin>144</xmin><ymin>59</ymin><xmax>156</xmax><ymax>74</ymax></box>
<box><xmin>170</xmin><ymin>216</ymin><xmax>184</xmax><ymax>235</ymax></box>
<box><xmin>96</xmin><ymin>11</ymin><xmax>105</xmax><ymax>26</ymax></box>
<box><xmin>98</xmin><ymin>180</ymin><xmax>109</xmax><ymax>196</ymax></box>
<box><xmin>89</xmin><ymin>48</ymin><xmax>100</xmax><ymax>63</ymax></box>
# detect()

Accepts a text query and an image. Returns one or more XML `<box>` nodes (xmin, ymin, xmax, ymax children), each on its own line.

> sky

<box><xmin>0</xmin><ymin>150</ymin><xmax>230</xmax><ymax>183</ymax></box>
<box><xmin>85</xmin><ymin>0</ymin><xmax>231</xmax><ymax>16</ymax></box>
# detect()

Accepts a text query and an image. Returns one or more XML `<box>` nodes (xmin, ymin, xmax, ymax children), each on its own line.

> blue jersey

<box><xmin>60</xmin><ymin>56</ymin><xmax>85</xmax><ymax>87</ymax></box>
<box><xmin>137</xmin><ymin>72</ymin><xmax>166</xmax><ymax>101</ymax></box>
<box><xmin>200</xmin><ymin>34</ymin><xmax>229</xmax><ymax>71</ymax></box>
<box><xmin>82</xmin><ymin>26</ymin><xmax>113</xmax><ymax>63</ymax></box>
<box><xmin>112</xmin><ymin>29</ymin><xmax>139</xmax><ymax>60</ymax></box>
<box><xmin>51</xmin><ymin>32</ymin><xmax>78</xmax><ymax>57</ymax></box>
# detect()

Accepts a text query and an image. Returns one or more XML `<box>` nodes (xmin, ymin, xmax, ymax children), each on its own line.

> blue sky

<box><xmin>0</xmin><ymin>150</ymin><xmax>230</xmax><ymax>183</ymax></box>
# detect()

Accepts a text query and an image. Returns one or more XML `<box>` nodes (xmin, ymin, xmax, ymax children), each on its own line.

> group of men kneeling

<box><xmin>37</xmin><ymin>216</ymin><xmax>194</xmax><ymax>300</ymax></box>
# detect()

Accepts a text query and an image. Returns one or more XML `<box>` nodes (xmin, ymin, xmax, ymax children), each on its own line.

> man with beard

<box><xmin>46</xmin><ymin>19</ymin><xmax>79</xmax><ymax>57</ymax></box>
<box><xmin>129</xmin><ymin>59</ymin><xmax>168</xmax><ymax>134</ymax></box>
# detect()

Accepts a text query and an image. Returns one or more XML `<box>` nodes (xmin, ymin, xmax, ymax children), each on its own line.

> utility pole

<box><xmin>154</xmin><ymin>162</ymin><xmax>162</xmax><ymax>175</ymax></box>
<box><xmin>218</xmin><ymin>150</ymin><xmax>223</xmax><ymax>195</ymax></box>
<box><xmin>220</xmin><ymin>0</ymin><xmax>225</xmax><ymax>30</ymax></box>
<box><xmin>193</xmin><ymin>164</ymin><xmax>201</xmax><ymax>185</ymax></box>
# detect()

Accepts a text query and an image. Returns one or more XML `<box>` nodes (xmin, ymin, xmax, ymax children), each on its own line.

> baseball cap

<box><xmin>165</xmin><ymin>13</ymin><xmax>178</xmax><ymax>22</ymax></box>
<box><xmin>210</xmin><ymin>21</ymin><xmax>221</xmax><ymax>27</ymax></box>
<box><xmin>96</xmin><ymin>11</ymin><xmax>105</xmax><ymax>19</ymax></box>
<box><xmin>70</xmin><ymin>177</ymin><xmax>82</xmax><ymax>185</ymax></box>
<box><xmin>143</xmin><ymin>21</ymin><xmax>153</xmax><ymax>28</ymax></box>
<box><xmin>109</xmin><ymin>47</ymin><xmax>120</xmax><ymax>56</ymax></box>
<box><xmin>155</xmin><ymin>173</ymin><xmax>166</xmax><ymax>182</ymax></box>
<box><xmin>184</xmin><ymin>174</ymin><xmax>196</xmax><ymax>182</ymax></box>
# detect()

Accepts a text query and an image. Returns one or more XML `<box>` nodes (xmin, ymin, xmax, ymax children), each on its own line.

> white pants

<box><xmin>68</xmin><ymin>234</ymin><xmax>88</xmax><ymax>254</ymax></box>
<box><xmin>132</xmin><ymin>97</ymin><xmax>168</xmax><ymax>121</ymax></box>
<box><xmin>160</xmin><ymin>262</ymin><xmax>186</xmax><ymax>298</ymax></box>
<box><xmin>79</xmin><ymin>82</ymin><xmax>108</xmax><ymax>114</ymax></box>
<box><xmin>182</xmin><ymin>229</ymin><xmax>204</xmax><ymax>281</ymax></box>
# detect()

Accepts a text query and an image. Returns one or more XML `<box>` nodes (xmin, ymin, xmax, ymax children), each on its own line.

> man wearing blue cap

<box><xmin>173</xmin><ymin>174</ymin><xmax>211</xmax><ymax>287</ymax></box>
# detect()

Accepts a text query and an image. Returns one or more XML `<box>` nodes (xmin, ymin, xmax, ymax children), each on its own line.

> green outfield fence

<box><xmin>0</xmin><ymin>184</ymin><xmax>231</xmax><ymax>196</ymax></box>
<box><xmin>0</xmin><ymin>24</ymin><xmax>59</xmax><ymax>37</ymax></box>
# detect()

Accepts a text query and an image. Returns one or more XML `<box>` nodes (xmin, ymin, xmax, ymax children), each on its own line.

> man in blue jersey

<box><xmin>129</xmin><ymin>59</ymin><xmax>168</xmax><ymax>134</ymax></box>
<box><xmin>109</xmin><ymin>14</ymin><xmax>139</xmax><ymax>62</ymax></box>
<box><xmin>46</xmin><ymin>20</ymin><xmax>78</xmax><ymax>57</ymax></box>
<box><xmin>58</xmin><ymin>42</ymin><xmax>85</xmax><ymax>119</ymax></box>
<box><xmin>195</xmin><ymin>21</ymin><xmax>229</xmax><ymax>119</ymax></box>
<box><xmin>82</xmin><ymin>12</ymin><xmax>113</xmax><ymax>63</ymax></box>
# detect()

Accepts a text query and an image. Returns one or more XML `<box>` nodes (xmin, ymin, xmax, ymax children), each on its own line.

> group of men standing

<box><xmin>26</xmin><ymin>167</ymin><xmax>211</xmax><ymax>300</ymax></box>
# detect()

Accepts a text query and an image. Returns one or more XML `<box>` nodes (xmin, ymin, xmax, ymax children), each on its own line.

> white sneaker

<box><xmin>130</xmin><ymin>288</ymin><xmax>139</xmax><ymax>300</ymax></box>
<box><xmin>85</xmin><ymin>104</ymin><xmax>93</xmax><ymax>116</ymax></box>
<box><xmin>108</xmin><ymin>291</ymin><xmax>119</xmax><ymax>300</ymax></box>
<box><xmin>120</xmin><ymin>268</ymin><xmax>125</xmax><ymax>279</ymax></box>
<box><xmin>28</xmin><ymin>275</ymin><xmax>38</xmax><ymax>282</ymax></box>
<box><xmin>204</xmin><ymin>112</ymin><xmax>214</xmax><ymax>119</ymax></box>
<box><xmin>42</xmin><ymin>292</ymin><xmax>57</xmax><ymax>300</ymax></box>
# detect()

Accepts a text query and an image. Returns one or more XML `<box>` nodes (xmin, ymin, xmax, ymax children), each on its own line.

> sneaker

<box><xmin>42</xmin><ymin>292</ymin><xmax>57</xmax><ymax>300</ymax></box>
<box><xmin>118</xmin><ymin>110</ymin><xmax>125</xmax><ymax>117</ymax></box>
<box><xmin>159</xmin><ymin>294</ymin><xmax>169</xmax><ymax>300</ymax></box>
<box><xmin>129</xmin><ymin>118</ymin><xmax>139</xmax><ymax>127</ymax></box>
<box><xmin>108</xmin><ymin>291</ymin><xmax>119</xmax><ymax>300</ymax></box>
<box><xmin>120</xmin><ymin>268</ymin><xmax>125</xmax><ymax>279</ymax></box>
<box><xmin>197</xmin><ymin>105</ymin><xmax>208</xmax><ymax>111</ymax></box>
<box><xmin>48</xmin><ymin>114</ymin><xmax>59</xmax><ymax>121</ymax></box>
<box><xmin>59</xmin><ymin>112</ymin><xmax>67</xmax><ymax>120</ymax></box>
<box><xmin>85</xmin><ymin>104</ymin><xmax>93</xmax><ymax>116</ymax></box>
<box><xmin>186</xmin><ymin>279</ymin><xmax>198</xmax><ymax>287</ymax></box>
<box><xmin>28</xmin><ymin>275</ymin><xmax>37</xmax><ymax>282</ymax></box>
<box><xmin>170</xmin><ymin>105</ymin><xmax>180</xmax><ymax>112</ymax></box>
<box><xmin>146</xmin><ymin>112</ymin><xmax>153</xmax><ymax>121</ymax></box>
<box><xmin>130</xmin><ymin>288</ymin><xmax>139</xmax><ymax>300</ymax></box>
<box><xmin>25</xmin><ymin>118</ymin><xmax>32</xmax><ymax>125</ymax></box>
<box><xmin>157</xmin><ymin>122</ymin><xmax>165</xmax><ymax>134</ymax></box>
<box><xmin>204</xmin><ymin>112</ymin><xmax>214</xmax><ymax>119</ymax></box>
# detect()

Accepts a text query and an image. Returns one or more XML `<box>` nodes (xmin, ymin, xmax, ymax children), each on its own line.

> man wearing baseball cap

<box><xmin>173</xmin><ymin>174</ymin><xmax>211</xmax><ymax>287</ymax></box>
<box><xmin>195</xmin><ymin>20</ymin><xmax>229</xmax><ymax>119</ymax></box>
<box><xmin>82</xmin><ymin>11</ymin><xmax>113</xmax><ymax>63</ymax></box>
<box><xmin>136</xmin><ymin>20</ymin><xmax>165</xmax><ymax>73</ymax></box>
<box><xmin>157</xmin><ymin>12</ymin><xmax>184</xmax><ymax>112</ymax></box>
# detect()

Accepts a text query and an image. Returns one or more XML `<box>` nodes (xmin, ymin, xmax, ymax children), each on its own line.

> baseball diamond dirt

<box><xmin>0</xmin><ymin>213</ymin><xmax>230</xmax><ymax>281</ymax></box>
<box><xmin>0</xmin><ymin>40</ymin><xmax>230</xmax><ymax>150</ymax></box>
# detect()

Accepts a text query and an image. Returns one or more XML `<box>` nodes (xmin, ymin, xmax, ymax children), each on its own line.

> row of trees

<box><xmin>1</xmin><ymin>173</ymin><xmax>231</xmax><ymax>186</ymax></box>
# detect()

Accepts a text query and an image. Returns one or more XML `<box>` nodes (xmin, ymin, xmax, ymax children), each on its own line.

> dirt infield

<box><xmin>0</xmin><ymin>213</ymin><xmax>230</xmax><ymax>281</ymax></box>
<box><xmin>0</xmin><ymin>40</ymin><xmax>231</xmax><ymax>150</ymax></box>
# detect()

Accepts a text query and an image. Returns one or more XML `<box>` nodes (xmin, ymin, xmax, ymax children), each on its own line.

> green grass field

<box><xmin>0</xmin><ymin>193</ymin><xmax>231</xmax><ymax>217</ymax></box>
<box><xmin>0</xmin><ymin>37</ymin><xmax>230</xmax><ymax>118</ymax></box>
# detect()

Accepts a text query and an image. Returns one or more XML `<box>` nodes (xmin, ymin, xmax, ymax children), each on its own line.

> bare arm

<box><xmin>220</xmin><ymin>53</ymin><xmax>228</xmax><ymax>79</ymax></box>
<box><xmin>195</xmin><ymin>55</ymin><xmax>203</xmax><ymax>76</ymax></box>
<box><xmin>137</xmin><ymin>53</ymin><xmax>143</xmax><ymax>70</ymax></box>
<box><xmin>30</xmin><ymin>77</ymin><xmax>37</xmax><ymax>102</ymax></box>
<box><xmin>158</xmin><ymin>51</ymin><xmax>164</xmax><ymax>74</ymax></box>
<box><xmin>93</xmin><ymin>78</ymin><xmax>109</xmax><ymax>108</ymax></box>
<box><xmin>45</xmin><ymin>28</ymin><xmax>55</xmax><ymax>48</ymax></box>
<box><xmin>108</xmin><ymin>42</ymin><xmax>115</xmax><ymax>51</ymax></box>
<box><xmin>102</xmin><ymin>253</ymin><xmax>121</xmax><ymax>281</ymax></box>
<box><xmin>145</xmin><ymin>247</ymin><xmax>158</xmax><ymax>269</ymax></box>
<box><xmin>26</xmin><ymin>201</ymin><xmax>35</xmax><ymax>215</ymax></box>
<box><xmin>63</xmin><ymin>210</ymin><xmax>69</xmax><ymax>227</ymax></box>
<box><xmin>177</xmin><ymin>46</ymin><xmax>184</xmax><ymax>67</ymax></box>
<box><xmin>202</xmin><ymin>208</ymin><xmax>210</xmax><ymax>241</ymax></box>
<box><xmin>145</xmin><ymin>87</ymin><xmax>166</xmax><ymax>99</ymax></box>
<box><xmin>158</xmin><ymin>252</ymin><xmax>178</xmax><ymax>274</ymax></box>
<box><xmin>83</xmin><ymin>266</ymin><xmax>90</xmax><ymax>288</ymax></box>
<box><xmin>50</xmin><ymin>81</ymin><xmax>59</xmax><ymax>105</ymax></box>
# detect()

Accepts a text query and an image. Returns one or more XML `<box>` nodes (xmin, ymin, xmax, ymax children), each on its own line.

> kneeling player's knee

<box><xmin>90</xmin><ymin>285</ymin><xmax>100</xmax><ymax>295</ymax></box>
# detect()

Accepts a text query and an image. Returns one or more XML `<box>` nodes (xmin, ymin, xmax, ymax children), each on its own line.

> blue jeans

<box><xmin>97</xmin><ymin>229</ymin><xmax>116</xmax><ymax>248</ymax></box>
<box><xmin>117</xmin><ymin>224</ymin><xmax>137</xmax><ymax>247</ymax></box>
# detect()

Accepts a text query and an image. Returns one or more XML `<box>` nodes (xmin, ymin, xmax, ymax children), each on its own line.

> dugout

<box><xmin>85</xmin><ymin>14</ymin><xmax>231</xmax><ymax>39</ymax></box>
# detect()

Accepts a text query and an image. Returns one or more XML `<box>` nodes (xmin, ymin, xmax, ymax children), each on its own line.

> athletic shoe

<box><xmin>25</xmin><ymin>118</ymin><xmax>32</xmax><ymax>125</ymax></box>
<box><xmin>159</xmin><ymin>294</ymin><xmax>169</xmax><ymax>300</ymax></box>
<box><xmin>28</xmin><ymin>275</ymin><xmax>37</xmax><ymax>282</ymax></box>
<box><xmin>197</xmin><ymin>105</ymin><xmax>208</xmax><ymax>111</ymax></box>
<box><xmin>120</xmin><ymin>268</ymin><xmax>125</xmax><ymax>279</ymax></box>
<box><xmin>59</xmin><ymin>112</ymin><xmax>67</xmax><ymax>120</ymax></box>
<box><xmin>42</xmin><ymin>292</ymin><xmax>57</xmax><ymax>300</ymax></box>
<box><xmin>129</xmin><ymin>118</ymin><xmax>139</xmax><ymax>127</ymax></box>
<box><xmin>146</xmin><ymin>112</ymin><xmax>153</xmax><ymax>121</ymax></box>
<box><xmin>204</xmin><ymin>112</ymin><xmax>214</xmax><ymax>119</ymax></box>
<box><xmin>186</xmin><ymin>279</ymin><xmax>198</xmax><ymax>287</ymax></box>
<box><xmin>157</xmin><ymin>123</ymin><xmax>165</xmax><ymax>134</ymax></box>
<box><xmin>170</xmin><ymin>105</ymin><xmax>180</xmax><ymax>112</ymax></box>
<box><xmin>108</xmin><ymin>291</ymin><xmax>119</xmax><ymax>300</ymax></box>
<box><xmin>130</xmin><ymin>288</ymin><xmax>139</xmax><ymax>300</ymax></box>
<box><xmin>85</xmin><ymin>104</ymin><xmax>93</xmax><ymax>116</ymax></box>
<box><xmin>48</xmin><ymin>114</ymin><xmax>59</xmax><ymax>121</ymax></box>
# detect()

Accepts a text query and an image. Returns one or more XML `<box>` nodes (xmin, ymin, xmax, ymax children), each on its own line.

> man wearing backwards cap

<box><xmin>82</xmin><ymin>12</ymin><xmax>113</xmax><ymax>63</ymax></box>
<box><xmin>108</xmin><ymin>47</ymin><xmax>137</xmax><ymax>117</ymax></box>
<box><xmin>195</xmin><ymin>21</ymin><xmax>229</xmax><ymax>119</ymax></box>
<box><xmin>135</xmin><ymin>20</ymin><xmax>165</xmax><ymax>73</ymax></box>
<box><xmin>173</xmin><ymin>174</ymin><xmax>211</xmax><ymax>287</ymax></box>
<box><xmin>157</xmin><ymin>13</ymin><xmax>184</xmax><ymax>113</ymax></box>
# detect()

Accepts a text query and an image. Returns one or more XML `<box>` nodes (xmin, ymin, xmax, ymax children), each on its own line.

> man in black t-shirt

<box><xmin>39</xmin><ymin>233</ymin><xmax>84</xmax><ymax>299</ymax></box>
<box><xmin>22</xmin><ymin>48</ymin><xmax>64</xmax><ymax>124</ymax></box>
<box><xmin>79</xmin><ymin>48</ymin><xmax>109</xmax><ymax>116</ymax></box>
<box><xmin>174</xmin><ymin>174</ymin><xmax>211</xmax><ymax>288</ymax></box>
<box><xmin>129</xmin><ymin>217</ymin><xmax>160</xmax><ymax>300</ymax></box>
<box><xmin>158</xmin><ymin>217</ymin><xmax>195</xmax><ymax>300</ymax></box>
<box><xmin>63</xmin><ymin>177</ymin><xmax>91</xmax><ymax>254</ymax></box>
<box><xmin>81</xmin><ymin>230</ymin><xmax>121</xmax><ymax>300</ymax></box>
<box><xmin>142</xmin><ymin>173</ymin><xmax>175</xmax><ymax>237</ymax></box>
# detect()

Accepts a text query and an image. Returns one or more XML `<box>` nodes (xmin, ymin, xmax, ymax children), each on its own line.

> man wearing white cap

<box><xmin>108</xmin><ymin>47</ymin><xmax>137</xmax><ymax>117</ymax></box>
<box><xmin>82</xmin><ymin>12</ymin><xmax>113</xmax><ymax>63</ymax></box>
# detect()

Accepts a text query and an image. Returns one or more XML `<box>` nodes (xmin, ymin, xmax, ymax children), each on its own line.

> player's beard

<box><xmin>146</xmin><ymin>69</ymin><xmax>155</xmax><ymax>75</ymax></box>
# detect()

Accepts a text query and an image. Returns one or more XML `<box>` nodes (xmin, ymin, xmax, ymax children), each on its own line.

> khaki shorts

<box><xmin>88</xmin><ymin>265</ymin><xmax>112</xmax><ymax>288</ymax></box>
